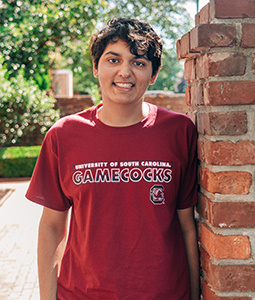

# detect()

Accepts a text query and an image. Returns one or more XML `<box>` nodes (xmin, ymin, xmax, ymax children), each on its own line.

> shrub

<box><xmin>0</xmin><ymin>62</ymin><xmax>60</xmax><ymax>146</ymax></box>
<box><xmin>0</xmin><ymin>146</ymin><xmax>41</xmax><ymax>178</ymax></box>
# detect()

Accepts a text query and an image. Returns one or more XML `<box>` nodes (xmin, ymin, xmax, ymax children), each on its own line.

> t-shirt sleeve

<box><xmin>176</xmin><ymin>119</ymin><xmax>198</xmax><ymax>210</ymax></box>
<box><xmin>25</xmin><ymin>126</ymin><xmax>72</xmax><ymax>211</ymax></box>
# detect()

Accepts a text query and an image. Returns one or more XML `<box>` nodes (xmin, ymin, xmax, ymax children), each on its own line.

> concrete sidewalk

<box><xmin>0</xmin><ymin>178</ymin><xmax>42</xmax><ymax>300</ymax></box>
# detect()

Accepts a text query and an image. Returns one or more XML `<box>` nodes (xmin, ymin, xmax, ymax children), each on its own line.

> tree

<box><xmin>0</xmin><ymin>60</ymin><xmax>59</xmax><ymax>146</ymax></box>
<box><xmin>0</xmin><ymin>0</ymin><xmax>192</xmax><ymax>93</ymax></box>
<box><xmin>148</xmin><ymin>51</ymin><xmax>184</xmax><ymax>92</ymax></box>
<box><xmin>65</xmin><ymin>0</ymin><xmax>192</xmax><ymax>94</ymax></box>
<box><xmin>105</xmin><ymin>0</ymin><xmax>192</xmax><ymax>92</ymax></box>
<box><xmin>0</xmin><ymin>0</ymin><xmax>105</xmax><ymax>89</ymax></box>
<box><xmin>106</xmin><ymin>0</ymin><xmax>192</xmax><ymax>42</ymax></box>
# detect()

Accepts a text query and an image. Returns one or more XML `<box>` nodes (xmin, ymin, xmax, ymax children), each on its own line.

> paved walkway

<box><xmin>0</xmin><ymin>178</ymin><xmax>42</xmax><ymax>300</ymax></box>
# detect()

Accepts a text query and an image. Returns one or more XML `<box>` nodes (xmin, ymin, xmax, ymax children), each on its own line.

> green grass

<box><xmin>0</xmin><ymin>146</ymin><xmax>41</xmax><ymax>159</ymax></box>
<box><xmin>0</xmin><ymin>146</ymin><xmax>41</xmax><ymax>178</ymax></box>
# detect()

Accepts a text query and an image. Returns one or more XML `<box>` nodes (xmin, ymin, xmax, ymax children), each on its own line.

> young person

<box><xmin>26</xmin><ymin>18</ymin><xmax>199</xmax><ymax>300</ymax></box>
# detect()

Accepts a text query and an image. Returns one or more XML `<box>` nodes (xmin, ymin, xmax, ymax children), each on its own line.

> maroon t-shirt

<box><xmin>26</xmin><ymin>103</ymin><xmax>197</xmax><ymax>300</ymax></box>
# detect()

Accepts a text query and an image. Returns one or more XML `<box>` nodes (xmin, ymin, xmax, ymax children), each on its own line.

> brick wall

<box><xmin>55</xmin><ymin>95</ymin><xmax>94</xmax><ymax>117</ymax></box>
<box><xmin>177</xmin><ymin>0</ymin><xmax>255</xmax><ymax>299</ymax></box>
<box><xmin>144</xmin><ymin>91</ymin><xmax>188</xmax><ymax>114</ymax></box>
<box><xmin>22</xmin><ymin>92</ymin><xmax>186</xmax><ymax>146</ymax></box>
<box><xmin>55</xmin><ymin>92</ymin><xmax>187</xmax><ymax>117</ymax></box>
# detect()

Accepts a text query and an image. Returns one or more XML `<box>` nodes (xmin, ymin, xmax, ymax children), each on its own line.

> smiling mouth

<box><xmin>114</xmin><ymin>82</ymin><xmax>134</xmax><ymax>88</ymax></box>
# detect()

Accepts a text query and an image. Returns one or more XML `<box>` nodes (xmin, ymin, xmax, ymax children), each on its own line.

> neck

<box><xmin>98</xmin><ymin>102</ymin><xmax>149</xmax><ymax>127</ymax></box>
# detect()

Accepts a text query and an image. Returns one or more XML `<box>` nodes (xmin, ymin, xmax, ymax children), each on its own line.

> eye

<box><xmin>108</xmin><ymin>58</ymin><xmax>119</xmax><ymax>64</ymax></box>
<box><xmin>134</xmin><ymin>61</ymin><xmax>145</xmax><ymax>67</ymax></box>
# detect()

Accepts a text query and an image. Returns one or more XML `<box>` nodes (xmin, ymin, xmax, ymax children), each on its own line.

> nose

<box><xmin>118</xmin><ymin>62</ymin><xmax>132</xmax><ymax>78</ymax></box>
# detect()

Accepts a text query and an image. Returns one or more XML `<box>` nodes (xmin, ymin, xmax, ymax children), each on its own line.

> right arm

<box><xmin>38</xmin><ymin>206</ymin><xmax>70</xmax><ymax>300</ymax></box>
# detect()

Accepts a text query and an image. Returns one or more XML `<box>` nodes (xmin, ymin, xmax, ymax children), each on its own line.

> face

<box><xmin>93</xmin><ymin>39</ymin><xmax>158</xmax><ymax>107</ymax></box>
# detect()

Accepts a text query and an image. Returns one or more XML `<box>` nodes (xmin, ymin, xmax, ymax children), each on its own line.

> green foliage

<box><xmin>0</xmin><ymin>62</ymin><xmax>60</xmax><ymax>146</ymax></box>
<box><xmin>0</xmin><ymin>146</ymin><xmax>41</xmax><ymax>178</ymax></box>
<box><xmin>0</xmin><ymin>145</ymin><xmax>41</xmax><ymax>159</ymax></box>
<box><xmin>54</xmin><ymin>39</ymin><xmax>99</xmax><ymax>95</ymax></box>
<box><xmin>0</xmin><ymin>0</ymin><xmax>105</xmax><ymax>89</ymax></box>
<box><xmin>106</xmin><ymin>0</ymin><xmax>192</xmax><ymax>42</ymax></box>
<box><xmin>0</xmin><ymin>0</ymin><xmax>191</xmax><ymax>94</ymax></box>
<box><xmin>61</xmin><ymin>0</ymin><xmax>192</xmax><ymax>94</ymax></box>
<box><xmin>105</xmin><ymin>0</ymin><xmax>192</xmax><ymax>92</ymax></box>
<box><xmin>149</xmin><ymin>51</ymin><xmax>184</xmax><ymax>92</ymax></box>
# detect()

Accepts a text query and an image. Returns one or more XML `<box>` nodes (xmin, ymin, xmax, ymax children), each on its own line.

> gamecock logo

<box><xmin>150</xmin><ymin>185</ymin><xmax>165</xmax><ymax>205</ymax></box>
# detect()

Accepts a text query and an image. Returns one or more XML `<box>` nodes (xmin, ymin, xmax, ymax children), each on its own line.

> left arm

<box><xmin>177</xmin><ymin>207</ymin><xmax>200</xmax><ymax>300</ymax></box>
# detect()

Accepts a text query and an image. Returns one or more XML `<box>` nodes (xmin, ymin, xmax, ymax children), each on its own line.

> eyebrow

<box><xmin>103</xmin><ymin>51</ymin><xmax>148</xmax><ymax>60</ymax></box>
<box><xmin>104</xmin><ymin>51</ymin><xmax>121</xmax><ymax>57</ymax></box>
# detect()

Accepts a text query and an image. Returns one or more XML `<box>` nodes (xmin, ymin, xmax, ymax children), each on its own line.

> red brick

<box><xmin>200</xmin><ymin>245</ymin><xmax>211</xmax><ymax>278</ymax></box>
<box><xmin>227</xmin><ymin>298</ymin><xmax>251</xmax><ymax>300</ymax></box>
<box><xmin>208</xmin><ymin>52</ymin><xmax>246</xmax><ymax>77</ymax></box>
<box><xmin>186</xmin><ymin>111</ymin><xmax>196</xmax><ymax>124</ymax></box>
<box><xmin>195</xmin><ymin>13</ymin><xmax>200</xmax><ymax>28</ymax></box>
<box><xmin>212</xmin><ymin>201</ymin><xmax>255</xmax><ymax>229</ymax></box>
<box><xmin>241</xmin><ymin>23</ymin><xmax>255</xmax><ymax>48</ymax></box>
<box><xmin>197</xmin><ymin>113</ymin><xmax>211</xmax><ymax>136</ymax></box>
<box><xmin>208</xmin><ymin>111</ymin><xmax>247</xmax><ymax>135</ymax></box>
<box><xmin>195</xmin><ymin>194</ymin><xmax>209</xmax><ymax>225</ymax></box>
<box><xmin>196</xmin><ymin>192</ymin><xmax>208</xmax><ymax>221</ymax></box>
<box><xmin>209</xmin><ymin>263</ymin><xmax>255</xmax><ymax>292</ymax></box>
<box><xmin>202</xmin><ymin>281</ymin><xmax>252</xmax><ymax>300</ymax></box>
<box><xmin>211</xmin><ymin>0</ymin><xmax>255</xmax><ymax>19</ymax></box>
<box><xmin>190</xmin><ymin>83</ymin><xmax>203</xmax><ymax>105</ymax></box>
<box><xmin>197</xmin><ymin>111</ymin><xmax>247</xmax><ymax>136</ymax></box>
<box><xmin>253</xmin><ymin>53</ymin><xmax>255</xmax><ymax>75</ymax></box>
<box><xmin>197</xmin><ymin>139</ymin><xmax>205</xmax><ymax>163</ymax></box>
<box><xmin>203</xmin><ymin>140</ymin><xmax>255</xmax><ymax>165</ymax></box>
<box><xmin>176</xmin><ymin>33</ymin><xmax>200</xmax><ymax>60</ymax></box>
<box><xmin>190</xmin><ymin>24</ymin><xmax>236</xmax><ymax>52</ymax></box>
<box><xmin>200</xmin><ymin>224</ymin><xmax>251</xmax><ymax>259</ymax></box>
<box><xmin>206</xmin><ymin>199</ymin><xmax>255</xmax><ymax>228</ymax></box>
<box><xmin>184</xmin><ymin>59</ymin><xmax>196</xmax><ymax>81</ymax></box>
<box><xmin>176</xmin><ymin>39</ymin><xmax>182</xmax><ymax>60</ymax></box>
<box><xmin>196</xmin><ymin>54</ymin><xmax>209</xmax><ymax>79</ymax></box>
<box><xmin>180</xmin><ymin>32</ymin><xmax>191</xmax><ymax>58</ymax></box>
<box><xmin>204</xmin><ymin>81</ymin><xmax>255</xmax><ymax>105</ymax></box>
<box><xmin>201</xmin><ymin>280</ymin><xmax>218</xmax><ymax>300</ymax></box>
<box><xmin>185</xmin><ymin>86</ymin><xmax>191</xmax><ymax>106</ymax></box>
<box><xmin>200</xmin><ymin>3</ymin><xmax>210</xmax><ymax>24</ymax></box>
<box><xmin>199</xmin><ymin>167</ymin><xmax>252</xmax><ymax>195</ymax></box>
<box><xmin>144</xmin><ymin>93</ymin><xmax>188</xmax><ymax>114</ymax></box>
<box><xmin>196</xmin><ymin>3</ymin><xmax>210</xmax><ymax>26</ymax></box>
<box><xmin>196</xmin><ymin>53</ymin><xmax>246</xmax><ymax>79</ymax></box>
<box><xmin>55</xmin><ymin>95</ymin><xmax>93</xmax><ymax>117</ymax></box>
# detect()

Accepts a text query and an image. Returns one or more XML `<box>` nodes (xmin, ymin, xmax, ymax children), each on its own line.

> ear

<box><xmin>150</xmin><ymin>70</ymin><xmax>159</xmax><ymax>85</ymax></box>
<box><xmin>93</xmin><ymin>61</ymin><xmax>98</xmax><ymax>78</ymax></box>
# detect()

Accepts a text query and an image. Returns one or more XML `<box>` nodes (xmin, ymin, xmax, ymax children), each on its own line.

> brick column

<box><xmin>177</xmin><ymin>0</ymin><xmax>255</xmax><ymax>299</ymax></box>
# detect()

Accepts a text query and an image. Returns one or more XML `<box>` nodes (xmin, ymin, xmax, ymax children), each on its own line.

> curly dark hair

<box><xmin>90</xmin><ymin>18</ymin><xmax>163</xmax><ymax>77</ymax></box>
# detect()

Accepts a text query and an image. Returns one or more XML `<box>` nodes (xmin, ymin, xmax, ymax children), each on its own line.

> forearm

<box><xmin>38</xmin><ymin>214</ymin><xmax>68</xmax><ymax>300</ymax></box>
<box><xmin>177</xmin><ymin>208</ymin><xmax>200</xmax><ymax>300</ymax></box>
<box><xmin>183</xmin><ymin>228</ymin><xmax>200</xmax><ymax>300</ymax></box>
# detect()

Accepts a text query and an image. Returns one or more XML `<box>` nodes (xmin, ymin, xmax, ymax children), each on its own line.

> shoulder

<box><xmin>49</xmin><ymin>106</ymin><xmax>96</xmax><ymax>132</ymax></box>
<box><xmin>41</xmin><ymin>106</ymin><xmax>97</xmax><ymax>146</ymax></box>
<box><xmin>149</xmin><ymin>103</ymin><xmax>196</xmax><ymax>130</ymax></box>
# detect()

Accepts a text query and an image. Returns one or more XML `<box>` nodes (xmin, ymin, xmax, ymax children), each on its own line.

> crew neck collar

<box><xmin>92</xmin><ymin>102</ymin><xmax>157</xmax><ymax>132</ymax></box>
